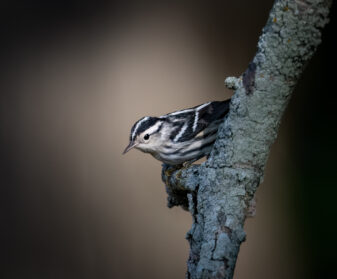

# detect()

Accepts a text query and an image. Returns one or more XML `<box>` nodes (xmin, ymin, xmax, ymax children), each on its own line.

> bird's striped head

<box><xmin>123</xmin><ymin>116</ymin><xmax>164</xmax><ymax>154</ymax></box>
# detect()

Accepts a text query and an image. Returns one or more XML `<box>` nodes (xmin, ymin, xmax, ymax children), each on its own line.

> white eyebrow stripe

<box><xmin>142</xmin><ymin>120</ymin><xmax>163</xmax><ymax>135</ymax></box>
<box><xmin>174</xmin><ymin>122</ymin><xmax>188</xmax><ymax>142</ymax></box>
<box><xmin>193</xmin><ymin>111</ymin><xmax>199</xmax><ymax>132</ymax></box>
<box><xmin>196</xmin><ymin>102</ymin><xmax>211</xmax><ymax>111</ymax></box>
<box><xmin>132</xmin><ymin>116</ymin><xmax>149</xmax><ymax>141</ymax></box>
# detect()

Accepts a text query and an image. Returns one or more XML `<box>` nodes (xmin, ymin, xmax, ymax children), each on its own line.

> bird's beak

<box><xmin>123</xmin><ymin>141</ymin><xmax>138</xmax><ymax>154</ymax></box>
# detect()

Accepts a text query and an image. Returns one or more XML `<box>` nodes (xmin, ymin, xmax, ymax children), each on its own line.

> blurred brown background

<box><xmin>1</xmin><ymin>1</ymin><xmax>336</xmax><ymax>278</ymax></box>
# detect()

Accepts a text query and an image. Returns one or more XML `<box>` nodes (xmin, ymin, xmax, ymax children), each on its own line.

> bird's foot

<box><xmin>162</xmin><ymin>164</ymin><xmax>182</xmax><ymax>186</ymax></box>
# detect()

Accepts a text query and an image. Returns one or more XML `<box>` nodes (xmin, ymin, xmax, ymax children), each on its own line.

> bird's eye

<box><xmin>144</xmin><ymin>134</ymin><xmax>150</xmax><ymax>140</ymax></box>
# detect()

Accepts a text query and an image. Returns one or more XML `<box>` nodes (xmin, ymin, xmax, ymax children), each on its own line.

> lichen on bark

<box><xmin>162</xmin><ymin>0</ymin><xmax>332</xmax><ymax>278</ymax></box>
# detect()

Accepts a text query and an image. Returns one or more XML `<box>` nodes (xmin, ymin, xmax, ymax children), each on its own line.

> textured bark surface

<box><xmin>162</xmin><ymin>0</ymin><xmax>332</xmax><ymax>278</ymax></box>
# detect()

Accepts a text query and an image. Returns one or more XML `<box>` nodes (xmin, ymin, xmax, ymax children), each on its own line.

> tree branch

<box><xmin>162</xmin><ymin>0</ymin><xmax>332</xmax><ymax>278</ymax></box>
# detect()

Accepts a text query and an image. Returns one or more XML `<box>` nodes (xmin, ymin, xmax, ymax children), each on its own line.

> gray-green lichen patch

<box><xmin>162</xmin><ymin>1</ymin><xmax>332</xmax><ymax>278</ymax></box>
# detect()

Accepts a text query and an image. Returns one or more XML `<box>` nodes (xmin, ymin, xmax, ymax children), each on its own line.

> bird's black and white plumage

<box><xmin>123</xmin><ymin>99</ymin><xmax>230</xmax><ymax>165</ymax></box>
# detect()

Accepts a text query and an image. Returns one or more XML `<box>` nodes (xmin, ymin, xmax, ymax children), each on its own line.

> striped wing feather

<box><xmin>168</xmin><ymin>100</ymin><xmax>230</xmax><ymax>142</ymax></box>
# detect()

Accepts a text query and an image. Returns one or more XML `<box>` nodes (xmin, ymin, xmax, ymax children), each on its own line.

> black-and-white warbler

<box><xmin>123</xmin><ymin>99</ymin><xmax>230</xmax><ymax>165</ymax></box>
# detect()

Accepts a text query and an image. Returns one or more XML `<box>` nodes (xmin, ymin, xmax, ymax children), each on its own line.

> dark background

<box><xmin>1</xmin><ymin>1</ymin><xmax>336</xmax><ymax>278</ymax></box>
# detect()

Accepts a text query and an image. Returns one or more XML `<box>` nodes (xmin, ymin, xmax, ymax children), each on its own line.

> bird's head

<box><xmin>123</xmin><ymin>116</ymin><xmax>165</xmax><ymax>154</ymax></box>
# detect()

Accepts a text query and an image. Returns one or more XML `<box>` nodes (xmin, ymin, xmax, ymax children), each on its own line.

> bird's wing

<box><xmin>166</xmin><ymin>99</ymin><xmax>230</xmax><ymax>142</ymax></box>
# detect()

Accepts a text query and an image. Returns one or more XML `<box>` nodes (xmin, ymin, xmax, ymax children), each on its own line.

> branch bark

<box><xmin>162</xmin><ymin>0</ymin><xmax>332</xmax><ymax>278</ymax></box>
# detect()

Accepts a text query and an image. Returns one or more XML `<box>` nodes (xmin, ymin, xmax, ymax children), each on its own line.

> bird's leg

<box><xmin>182</xmin><ymin>157</ymin><xmax>200</xmax><ymax>168</ymax></box>
<box><xmin>182</xmin><ymin>161</ymin><xmax>193</xmax><ymax>168</ymax></box>
<box><xmin>162</xmin><ymin>163</ymin><xmax>190</xmax><ymax>209</ymax></box>
<box><xmin>162</xmin><ymin>163</ymin><xmax>183</xmax><ymax>186</ymax></box>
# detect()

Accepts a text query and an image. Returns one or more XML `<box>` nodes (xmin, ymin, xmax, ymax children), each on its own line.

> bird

<box><xmin>123</xmin><ymin>99</ymin><xmax>231</xmax><ymax>165</ymax></box>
